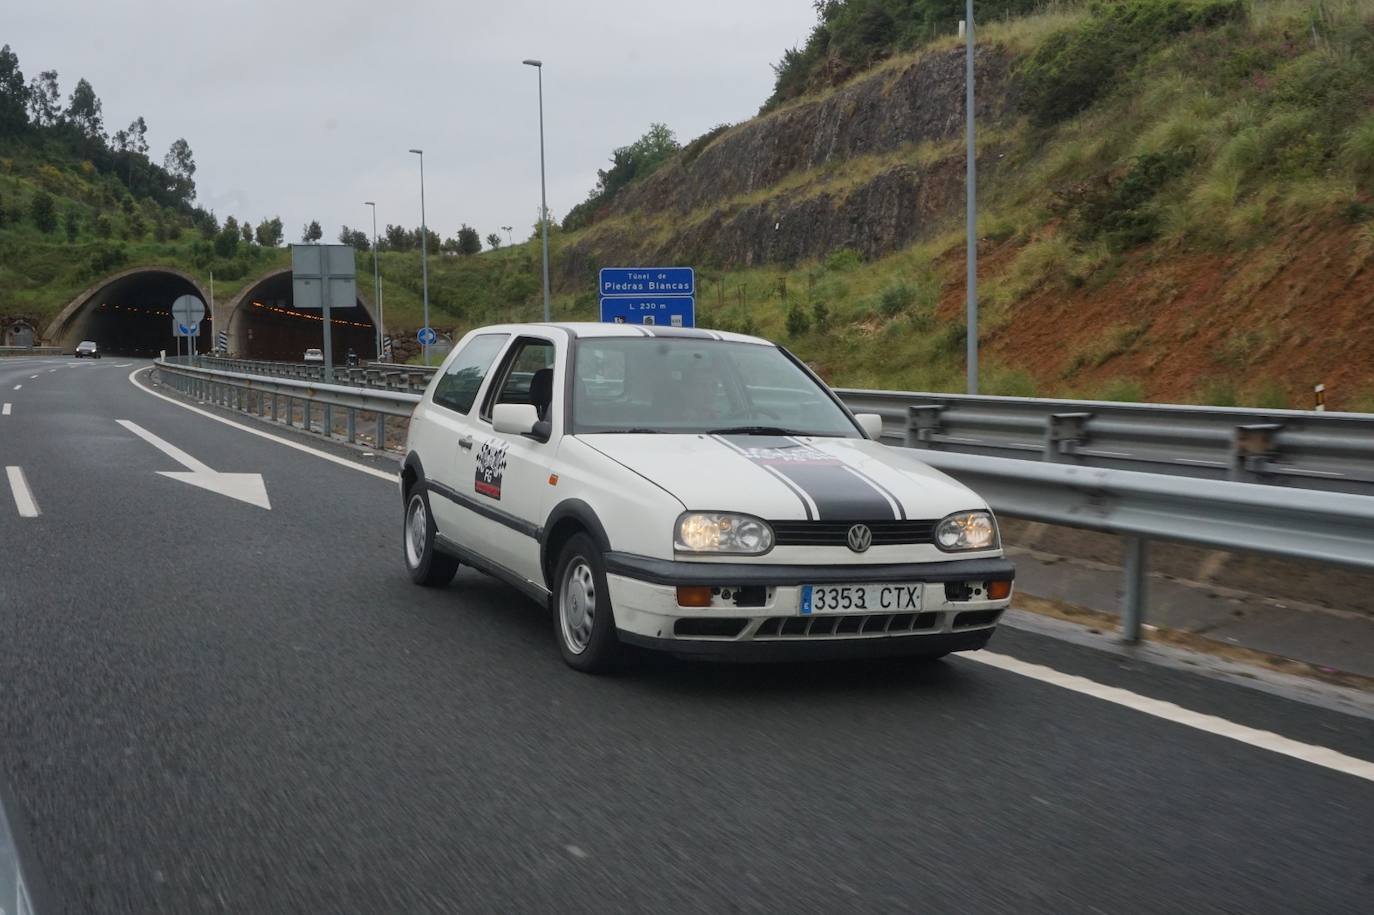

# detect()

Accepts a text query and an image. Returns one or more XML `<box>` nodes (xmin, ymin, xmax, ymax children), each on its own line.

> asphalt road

<box><xmin>0</xmin><ymin>356</ymin><xmax>1371</xmax><ymax>914</ymax></box>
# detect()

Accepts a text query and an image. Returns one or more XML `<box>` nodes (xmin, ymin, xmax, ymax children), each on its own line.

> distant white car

<box><xmin>303</xmin><ymin>348</ymin><xmax>324</xmax><ymax>364</ymax></box>
<box><xmin>74</xmin><ymin>341</ymin><xmax>100</xmax><ymax>359</ymax></box>
<box><xmin>401</xmin><ymin>322</ymin><xmax>1014</xmax><ymax>673</ymax></box>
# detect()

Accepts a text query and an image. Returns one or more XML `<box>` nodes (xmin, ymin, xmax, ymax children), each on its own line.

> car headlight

<box><xmin>935</xmin><ymin>511</ymin><xmax>999</xmax><ymax>552</ymax></box>
<box><xmin>674</xmin><ymin>512</ymin><xmax>774</xmax><ymax>555</ymax></box>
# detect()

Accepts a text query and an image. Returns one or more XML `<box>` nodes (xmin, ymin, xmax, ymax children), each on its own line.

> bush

<box><xmin>30</xmin><ymin>190</ymin><xmax>57</xmax><ymax>233</ymax></box>
<box><xmin>1342</xmin><ymin>114</ymin><xmax>1374</xmax><ymax>185</ymax></box>
<box><xmin>878</xmin><ymin>282</ymin><xmax>915</xmax><ymax>317</ymax></box>
<box><xmin>681</xmin><ymin>123</ymin><xmax>730</xmax><ymax>166</ymax></box>
<box><xmin>824</xmin><ymin>248</ymin><xmax>863</xmax><ymax>272</ymax></box>
<box><xmin>932</xmin><ymin>323</ymin><xmax>967</xmax><ymax>359</ymax></box>
<box><xmin>84</xmin><ymin>243</ymin><xmax>127</xmax><ymax>277</ymax></box>
<box><xmin>1052</xmin><ymin>147</ymin><xmax>1196</xmax><ymax>249</ymax></box>
<box><xmin>811</xmin><ymin>300</ymin><xmax>831</xmax><ymax>332</ymax></box>
<box><xmin>1019</xmin><ymin>0</ymin><xmax>1244</xmax><ymax>127</ymax></box>
<box><xmin>785</xmin><ymin>301</ymin><xmax>811</xmax><ymax>337</ymax></box>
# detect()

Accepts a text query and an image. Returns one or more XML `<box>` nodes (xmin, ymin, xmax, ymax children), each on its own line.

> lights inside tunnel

<box><xmin>249</xmin><ymin>301</ymin><xmax>373</xmax><ymax>330</ymax></box>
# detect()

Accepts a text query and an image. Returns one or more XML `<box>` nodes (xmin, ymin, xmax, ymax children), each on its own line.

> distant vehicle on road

<box><xmin>74</xmin><ymin>341</ymin><xmax>100</xmax><ymax>359</ymax></box>
<box><xmin>303</xmin><ymin>348</ymin><xmax>324</xmax><ymax>364</ymax></box>
<box><xmin>401</xmin><ymin>323</ymin><xmax>1014</xmax><ymax>673</ymax></box>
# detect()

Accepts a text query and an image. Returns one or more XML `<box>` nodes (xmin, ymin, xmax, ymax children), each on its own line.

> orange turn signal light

<box><xmin>987</xmin><ymin>580</ymin><xmax>1012</xmax><ymax>600</ymax></box>
<box><xmin>676</xmin><ymin>586</ymin><xmax>713</xmax><ymax>608</ymax></box>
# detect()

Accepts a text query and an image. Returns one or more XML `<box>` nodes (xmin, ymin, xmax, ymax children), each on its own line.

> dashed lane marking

<box><xmin>964</xmin><ymin>651</ymin><xmax>1374</xmax><ymax>784</ymax></box>
<box><xmin>5</xmin><ymin>466</ymin><xmax>39</xmax><ymax>517</ymax></box>
<box><xmin>2</xmin><ymin>403</ymin><xmax>10</xmax><ymax>415</ymax></box>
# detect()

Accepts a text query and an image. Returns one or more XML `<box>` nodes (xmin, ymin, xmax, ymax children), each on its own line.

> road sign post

<box><xmin>291</xmin><ymin>244</ymin><xmax>357</xmax><ymax>383</ymax></box>
<box><xmin>598</xmin><ymin>267</ymin><xmax>695</xmax><ymax>327</ymax></box>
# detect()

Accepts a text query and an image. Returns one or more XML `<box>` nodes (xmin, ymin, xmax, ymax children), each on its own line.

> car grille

<box><xmin>753</xmin><ymin>611</ymin><xmax>944</xmax><ymax>639</ymax></box>
<box><xmin>770</xmin><ymin>520</ymin><xmax>937</xmax><ymax>547</ymax></box>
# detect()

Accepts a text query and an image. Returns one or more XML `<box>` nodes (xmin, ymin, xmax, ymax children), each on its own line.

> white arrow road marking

<box><xmin>2</xmin><ymin>403</ymin><xmax>10</xmax><ymax>416</ymax></box>
<box><xmin>6</xmin><ymin>466</ymin><xmax>39</xmax><ymax>517</ymax></box>
<box><xmin>116</xmin><ymin>419</ymin><xmax>271</xmax><ymax>510</ymax></box>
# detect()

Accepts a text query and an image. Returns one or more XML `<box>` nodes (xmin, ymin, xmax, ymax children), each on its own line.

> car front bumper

<box><xmin>604</xmin><ymin>553</ymin><xmax>1013</xmax><ymax>661</ymax></box>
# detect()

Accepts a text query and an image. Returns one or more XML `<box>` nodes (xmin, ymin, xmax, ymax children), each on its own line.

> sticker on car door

<box><xmin>474</xmin><ymin>440</ymin><xmax>509</xmax><ymax>499</ymax></box>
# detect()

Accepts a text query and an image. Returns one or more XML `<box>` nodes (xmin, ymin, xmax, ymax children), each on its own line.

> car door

<box><xmin>419</xmin><ymin>331</ymin><xmax>510</xmax><ymax>537</ymax></box>
<box><xmin>463</xmin><ymin>333</ymin><xmax>564</xmax><ymax>587</ymax></box>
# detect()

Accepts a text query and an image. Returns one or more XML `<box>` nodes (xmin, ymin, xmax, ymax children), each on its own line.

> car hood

<box><xmin>577</xmin><ymin>433</ymin><xmax>986</xmax><ymax>521</ymax></box>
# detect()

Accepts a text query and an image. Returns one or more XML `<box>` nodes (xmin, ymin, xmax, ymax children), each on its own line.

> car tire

<box><xmin>403</xmin><ymin>486</ymin><xmax>458</xmax><ymax>587</ymax></box>
<box><xmin>553</xmin><ymin>533</ymin><xmax>622</xmax><ymax>673</ymax></box>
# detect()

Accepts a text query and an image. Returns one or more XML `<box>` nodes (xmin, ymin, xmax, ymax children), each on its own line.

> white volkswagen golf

<box><xmin>401</xmin><ymin>323</ymin><xmax>1013</xmax><ymax>672</ymax></box>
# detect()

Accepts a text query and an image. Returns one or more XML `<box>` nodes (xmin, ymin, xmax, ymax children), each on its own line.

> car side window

<box><xmin>481</xmin><ymin>337</ymin><xmax>557</xmax><ymax>423</ymax></box>
<box><xmin>432</xmin><ymin>333</ymin><xmax>508</xmax><ymax>415</ymax></box>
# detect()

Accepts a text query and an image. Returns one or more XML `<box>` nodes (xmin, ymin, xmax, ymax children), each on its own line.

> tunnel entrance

<box><xmin>45</xmin><ymin>269</ymin><xmax>209</xmax><ymax>357</ymax></box>
<box><xmin>227</xmin><ymin>269</ymin><xmax>377</xmax><ymax>362</ymax></box>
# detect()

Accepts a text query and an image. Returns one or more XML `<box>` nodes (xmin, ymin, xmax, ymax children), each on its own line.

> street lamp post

<box><xmin>965</xmin><ymin>0</ymin><xmax>979</xmax><ymax>395</ymax></box>
<box><xmin>408</xmin><ymin>148</ymin><xmax>431</xmax><ymax>365</ymax></box>
<box><xmin>522</xmin><ymin>59</ymin><xmax>551</xmax><ymax>322</ymax></box>
<box><xmin>364</xmin><ymin>200</ymin><xmax>383</xmax><ymax>359</ymax></box>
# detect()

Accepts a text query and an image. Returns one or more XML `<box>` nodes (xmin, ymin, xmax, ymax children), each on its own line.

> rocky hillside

<box><xmin>543</xmin><ymin>0</ymin><xmax>1374</xmax><ymax>410</ymax></box>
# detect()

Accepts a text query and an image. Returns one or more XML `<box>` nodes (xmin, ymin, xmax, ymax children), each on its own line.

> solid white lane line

<box><xmin>2</xmin><ymin>403</ymin><xmax>10</xmax><ymax>415</ymax></box>
<box><xmin>48</xmin><ymin>368</ymin><xmax>57</xmax><ymax>373</ymax></box>
<box><xmin>115</xmin><ymin>363</ymin><xmax>133</xmax><ymax>367</ymax></box>
<box><xmin>127</xmin><ymin>368</ymin><xmax>397</xmax><ymax>483</ymax></box>
<box><xmin>29</xmin><ymin>374</ymin><xmax>38</xmax><ymax>379</ymax></box>
<box><xmin>964</xmin><ymin>651</ymin><xmax>1374</xmax><ymax>784</ymax></box>
<box><xmin>12</xmin><ymin>385</ymin><xmax>20</xmax><ymax>390</ymax></box>
<box><xmin>6</xmin><ymin>466</ymin><xmax>39</xmax><ymax>517</ymax></box>
<box><xmin>115</xmin><ymin>419</ymin><xmax>215</xmax><ymax>473</ymax></box>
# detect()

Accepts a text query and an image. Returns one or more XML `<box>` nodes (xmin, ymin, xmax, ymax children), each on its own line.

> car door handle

<box><xmin>458</xmin><ymin>436</ymin><xmax>474</xmax><ymax>451</ymax></box>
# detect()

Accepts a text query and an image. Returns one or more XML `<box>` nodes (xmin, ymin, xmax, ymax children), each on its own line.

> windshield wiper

<box><xmin>706</xmin><ymin>425</ymin><xmax>812</xmax><ymax>436</ymax></box>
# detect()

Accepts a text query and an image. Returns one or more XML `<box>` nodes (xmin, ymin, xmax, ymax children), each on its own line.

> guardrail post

<box><xmin>1230</xmin><ymin>423</ymin><xmax>1281</xmax><ymax>483</ymax></box>
<box><xmin>905</xmin><ymin>405</ymin><xmax>945</xmax><ymax>448</ymax></box>
<box><xmin>323</xmin><ymin>403</ymin><xmax>333</xmax><ymax>439</ymax></box>
<box><xmin>376</xmin><ymin>413</ymin><xmax>386</xmax><ymax>449</ymax></box>
<box><xmin>1121</xmin><ymin>536</ymin><xmax>1148</xmax><ymax>643</ymax></box>
<box><xmin>346</xmin><ymin>408</ymin><xmax>356</xmax><ymax>444</ymax></box>
<box><xmin>1044</xmin><ymin>412</ymin><xmax>1092</xmax><ymax>462</ymax></box>
<box><xmin>286</xmin><ymin>397</ymin><xmax>294</xmax><ymax>426</ymax></box>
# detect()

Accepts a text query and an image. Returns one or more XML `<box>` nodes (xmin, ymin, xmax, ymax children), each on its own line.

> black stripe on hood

<box><xmin>715</xmin><ymin>435</ymin><xmax>899</xmax><ymax>521</ymax></box>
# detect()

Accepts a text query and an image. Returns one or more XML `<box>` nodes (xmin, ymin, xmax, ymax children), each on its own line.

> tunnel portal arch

<box><xmin>43</xmin><ymin>266</ymin><xmax>210</xmax><ymax>356</ymax></box>
<box><xmin>224</xmin><ymin>268</ymin><xmax>378</xmax><ymax>360</ymax></box>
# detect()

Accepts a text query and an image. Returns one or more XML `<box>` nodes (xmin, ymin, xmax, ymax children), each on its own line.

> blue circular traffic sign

<box><xmin>417</xmin><ymin>327</ymin><xmax>437</xmax><ymax>345</ymax></box>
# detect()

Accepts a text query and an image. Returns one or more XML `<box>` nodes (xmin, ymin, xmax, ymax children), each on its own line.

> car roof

<box><xmin>471</xmin><ymin>322</ymin><xmax>773</xmax><ymax>346</ymax></box>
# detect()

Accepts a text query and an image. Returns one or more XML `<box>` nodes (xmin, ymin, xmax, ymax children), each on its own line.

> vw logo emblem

<box><xmin>846</xmin><ymin>524</ymin><xmax>872</xmax><ymax>553</ymax></box>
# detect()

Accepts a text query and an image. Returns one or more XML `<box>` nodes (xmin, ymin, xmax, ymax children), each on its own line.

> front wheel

<box><xmin>403</xmin><ymin>487</ymin><xmax>458</xmax><ymax>587</ymax></box>
<box><xmin>553</xmin><ymin>533</ymin><xmax>622</xmax><ymax>673</ymax></box>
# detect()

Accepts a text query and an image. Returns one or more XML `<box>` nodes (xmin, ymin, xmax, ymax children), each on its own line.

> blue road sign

<box><xmin>600</xmin><ymin>267</ymin><xmax>694</xmax><ymax>298</ymax></box>
<box><xmin>600</xmin><ymin>296</ymin><xmax>695</xmax><ymax>328</ymax></box>
<box><xmin>417</xmin><ymin>327</ymin><xmax>438</xmax><ymax>345</ymax></box>
<box><xmin>175</xmin><ymin>322</ymin><xmax>198</xmax><ymax>337</ymax></box>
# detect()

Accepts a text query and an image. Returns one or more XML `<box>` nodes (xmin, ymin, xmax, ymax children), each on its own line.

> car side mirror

<box><xmin>855</xmin><ymin>413</ymin><xmax>884</xmax><ymax>439</ymax></box>
<box><xmin>493</xmin><ymin>403</ymin><xmax>551</xmax><ymax>442</ymax></box>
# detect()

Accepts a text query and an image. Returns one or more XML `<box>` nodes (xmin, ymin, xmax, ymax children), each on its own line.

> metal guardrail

<box><xmin>837</xmin><ymin>389</ymin><xmax>1374</xmax><ymax>496</ymax></box>
<box><xmin>193</xmin><ymin>356</ymin><xmax>435</xmax><ymax>394</ymax></box>
<box><xmin>160</xmin><ymin>358</ymin><xmax>1374</xmax><ymax>644</ymax></box>
<box><xmin>155</xmin><ymin>359</ymin><xmax>420</xmax><ymax>449</ymax></box>
<box><xmin>0</xmin><ymin>346</ymin><xmax>62</xmax><ymax>357</ymax></box>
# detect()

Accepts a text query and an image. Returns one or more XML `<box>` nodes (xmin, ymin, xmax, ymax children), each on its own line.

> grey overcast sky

<box><xmin>7</xmin><ymin>1</ymin><xmax>816</xmax><ymax>245</ymax></box>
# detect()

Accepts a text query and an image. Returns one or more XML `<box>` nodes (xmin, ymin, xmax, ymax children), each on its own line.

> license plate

<box><xmin>800</xmin><ymin>583</ymin><xmax>923</xmax><ymax>615</ymax></box>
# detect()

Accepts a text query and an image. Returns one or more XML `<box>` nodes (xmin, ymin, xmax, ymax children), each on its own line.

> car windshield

<box><xmin>571</xmin><ymin>337</ymin><xmax>859</xmax><ymax>436</ymax></box>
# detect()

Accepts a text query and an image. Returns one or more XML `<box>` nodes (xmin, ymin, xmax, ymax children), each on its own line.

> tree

<box><xmin>384</xmin><ymin>223</ymin><xmax>412</xmax><ymax>251</ymax></box>
<box><xmin>214</xmin><ymin>219</ymin><xmax>238</xmax><ymax>257</ymax></box>
<box><xmin>26</xmin><ymin>70</ymin><xmax>60</xmax><ymax>128</ymax></box>
<box><xmin>30</xmin><ymin>191</ymin><xmax>57</xmax><ymax>233</ymax></box>
<box><xmin>63</xmin><ymin>207</ymin><xmax>79</xmax><ymax>242</ymax></box>
<box><xmin>127</xmin><ymin>210</ymin><xmax>147</xmax><ymax>240</ymax></box>
<box><xmin>337</xmin><ymin>225</ymin><xmax>369</xmax><ymax>249</ymax></box>
<box><xmin>457</xmin><ymin>224</ymin><xmax>481</xmax><ymax>255</ymax></box>
<box><xmin>126</xmin><ymin>116</ymin><xmax>149</xmax><ymax>156</ymax></box>
<box><xmin>785</xmin><ymin>301</ymin><xmax>811</xmax><ymax>337</ymax></box>
<box><xmin>255</xmin><ymin>216</ymin><xmax>283</xmax><ymax>247</ymax></box>
<box><xmin>485</xmin><ymin>232</ymin><xmax>502</xmax><ymax>250</ymax></box>
<box><xmin>301</xmin><ymin>220</ymin><xmax>322</xmax><ymax>243</ymax></box>
<box><xmin>241</xmin><ymin>222</ymin><xmax>253</xmax><ymax>244</ymax></box>
<box><xmin>0</xmin><ymin>45</ymin><xmax>27</xmax><ymax>136</ymax></box>
<box><xmin>163</xmin><ymin>138</ymin><xmax>196</xmax><ymax>202</ymax></box>
<box><xmin>93</xmin><ymin>213</ymin><xmax>112</xmax><ymax>238</ymax></box>
<box><xmin>64</xmin><ymin>78</ymin><xmax>104</xmax><ymax>140</ymax></box>
<box><xmin>562</xmin><ymin>123</ymin><xmax>680</xmax><ymax>230</ymax></box>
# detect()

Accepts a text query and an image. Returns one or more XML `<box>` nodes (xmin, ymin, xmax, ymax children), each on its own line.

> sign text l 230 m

<box><xmin>600</xmin><ymin>267</ymin><xmax>694</xmax><ymax>296</ymax></box>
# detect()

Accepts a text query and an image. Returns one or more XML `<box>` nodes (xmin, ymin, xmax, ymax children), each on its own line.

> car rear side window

<box><xmin>432</xmin><ymin>333</ymin><xmax>508</xmax><ymax>415</ymax></box>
